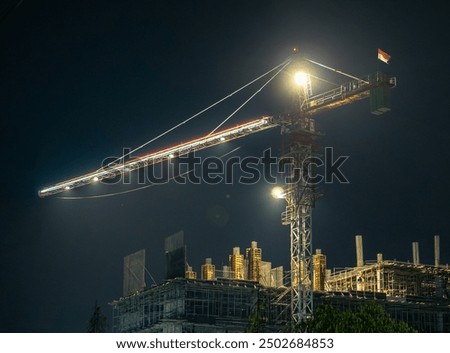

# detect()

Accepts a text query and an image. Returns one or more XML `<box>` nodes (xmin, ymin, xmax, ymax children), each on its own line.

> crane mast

<box><xmin>38</xmin><ymin>57</ymin><xmax>395</xmax><ymax>327</ymax></box>
<box><xmin>278</xmin><ymin>68</ymin><xmax>317</xmax><ymax>324</ymax></box>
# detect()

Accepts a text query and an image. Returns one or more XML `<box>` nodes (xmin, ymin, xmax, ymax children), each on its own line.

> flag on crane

<box><xmin>377</xmin><ymin>48</ymin><xmax>391</xmax><ymax>64</ymax></box>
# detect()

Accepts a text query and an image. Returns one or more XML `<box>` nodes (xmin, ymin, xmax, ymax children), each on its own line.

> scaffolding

<box><xmin>111</xmin><ymin>278</ymin><xmax>290</xmax><ymax>333</ymax></box>
<box><xmin>327</xmin><ymin>260</ymin><xmax>450</xmax><ymax>298</ymax></box>
<box><xmin>111</xmin><ymin>275</ymin><xmax>450</xmax><ymax>333</ymax></box>
<box><xmin>113</xmin><ymin>237</ymin><xmax>450</xmax><ymax>332</ymax></box>
<box><xmin>315</xmin><ymin>291</ymin><xmax>450</xmax><ymax>333</ymax></box>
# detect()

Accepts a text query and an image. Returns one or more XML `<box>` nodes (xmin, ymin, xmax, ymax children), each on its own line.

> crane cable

<box><xmin>304</xmin><ymin>58</ymin><xmax>369</xmax><ymax>84</ymax></box>
<box><xmin>105</xmin><ymin>59</ymin><xmax>292</xmax><ymax>168</ymax></box>
<box><xmin>308</xmin><ymin>74</ymin><xmax>340</xmax><ymax>87</ymax></box>
<box><xmin>208</xmin><ymin>59</ymin><xmax>292</xmax><ymax>135</ymax></box>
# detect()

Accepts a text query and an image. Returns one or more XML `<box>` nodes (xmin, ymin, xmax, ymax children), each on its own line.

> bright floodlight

<box><xmin>93</xmin><ymin>176</ymin><xmax>99</xmax><ymax>182</ymax></box>
<box><xmin>64</xmin><ymin>186</ymin><xmax>70</xmax><ymax>190</ymax></box>
<box><xmin>294</xmin><ymin>71</ymin><xmax>308</xmax><ymax>86</ymax></box>
<box><xmin>271</xmin><ymin>186</ymin><xmax>285</xmax><ymax>199</ymax></box>
<box><xmin>168</xmin><ymin>153</ymin><xmax>175</xmax><ymax>159</ymax></box>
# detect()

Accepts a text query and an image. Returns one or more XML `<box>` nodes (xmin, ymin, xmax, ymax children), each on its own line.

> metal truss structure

<box><xmin>327</xmin><ymin>260</ymin><xmax>450</xmax><ymax>298</ymax></box>
<box><xmin>39</xmin><ymin>55</ymin><xmax>396</xmax><ymax>327</ymax></box>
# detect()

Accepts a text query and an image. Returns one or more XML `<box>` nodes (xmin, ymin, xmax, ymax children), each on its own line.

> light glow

<box><xmin>294</xmin><ymin>71</ymin><xmax>308</xmax><ymax>86</ymax></box>
<box><xmin>271</xmin><ymin>186</ymin><xmax>285</xmax><ymax>199</ymax></box>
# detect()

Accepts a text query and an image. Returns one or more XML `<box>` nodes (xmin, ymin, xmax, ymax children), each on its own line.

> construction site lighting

<box><xmin>271</xmin><ymin>186</ymin><xmax>285</xmax><ymax>199</ymax></box>
<box><xmin>294</xmin><ymin>71</ymin><xmax>308</xmax><ymax>86</ymax></box>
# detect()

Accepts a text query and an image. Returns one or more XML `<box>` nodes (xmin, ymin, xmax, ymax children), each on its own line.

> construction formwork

<box><xmin>312</xmin><ymin>249</ymin><xmax>326</xmax><ymax>291</ymax></box>
<box><xmin>111</xmin><ymin>278</ymin><xmax>290</xmax><ymax>333</ymax></box>
<box><xmin>327</xmin><ymin>260</ymin><xmax>450</xmax><ymax>298</ymax></box>
<box><xmin>201</xmin><ymin>258</ymin><xmax>215</xmax><ymax>280</ymax></box>
<box><xmin>246</xmin><ymin>241</ymin><xmax>262</xmax><ymax>282</ymax></box>
<box><xmin>229</xmin><ymin>247</ymin><xmax>245</xmax><ymax>280</ymax></box>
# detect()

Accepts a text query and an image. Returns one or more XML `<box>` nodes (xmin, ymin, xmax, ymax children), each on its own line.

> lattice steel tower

<box><xmin>279</xmin><ymin>64</ymin><xmax>317</xmax><ymax>324</ymax></box>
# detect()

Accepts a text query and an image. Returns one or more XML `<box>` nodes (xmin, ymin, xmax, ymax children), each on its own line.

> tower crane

<box><xmin>38</xmin><ymin>54</ymin><xmax>396</xmax><ymax>325</ymax></box>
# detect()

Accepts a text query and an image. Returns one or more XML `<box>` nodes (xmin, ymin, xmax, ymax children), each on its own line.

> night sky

<box><xmin>1</xmin><ymin>0</ymin><xmax>449</xmax><ymax>332</ymax></box>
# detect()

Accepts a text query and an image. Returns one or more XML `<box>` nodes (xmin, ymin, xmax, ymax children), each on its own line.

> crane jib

<box><xmin>38</xmin><ymin>70</ymin><xmax>395</xmax><ymax>198</ymax></box>
<box><xmin>38</xmin><ymin>117</ymin><xmax>276</xmax><ymax>198</ymax></box>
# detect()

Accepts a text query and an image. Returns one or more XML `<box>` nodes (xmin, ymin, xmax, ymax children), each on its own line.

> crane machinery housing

<box><xmin>38</xmin><ymin>53</ymin><xmax>396</xmax><ymax>325</ymax></box>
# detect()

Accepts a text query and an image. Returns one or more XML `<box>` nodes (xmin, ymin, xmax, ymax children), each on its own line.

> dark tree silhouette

<box><xmin>294</xmin><ymin>301</ymin><xmax>416</xmax><ymax>333</ymax></box>
<box><xmin>87</xmin><ymin>302</ymin><xmax>109</xmax><ymax>333</ymax></box>
<box><xmin>246</xmin><ymin>292</ymin><xmax>269</xmax><ymax>332</ymax></box>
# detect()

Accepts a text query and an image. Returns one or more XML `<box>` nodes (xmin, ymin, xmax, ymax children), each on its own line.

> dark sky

<box><xmin>1</xmin><ymin>0</ymin><xmax>449</xmax><ymax>332</ymax></box>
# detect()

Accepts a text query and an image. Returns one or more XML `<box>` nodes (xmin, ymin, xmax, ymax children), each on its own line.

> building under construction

<box><xmin>111</xmin><ymin>233</ymin><xmax>450</xmax><ymax>333</ymax></box>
